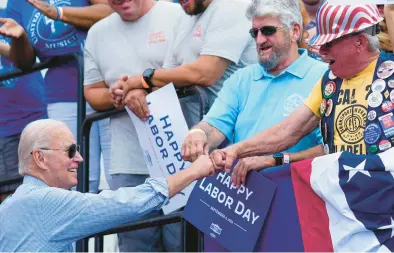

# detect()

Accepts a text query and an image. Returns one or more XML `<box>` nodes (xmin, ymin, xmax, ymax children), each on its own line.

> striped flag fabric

<box><xmin>309</xmin><ymin>1</ymin><xmax>382</xmax><ymax>46</ymax></box>
<box><xmin>205</xmin><ymin>148</ymin><xmax>394</xmax><ymax>252</ymax></box>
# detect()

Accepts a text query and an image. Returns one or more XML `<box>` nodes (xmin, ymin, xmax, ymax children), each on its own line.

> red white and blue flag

<box><xmin>205</xmin><ymin>149</ymin><xmax>394</xmax><ymax>252</ymax></box>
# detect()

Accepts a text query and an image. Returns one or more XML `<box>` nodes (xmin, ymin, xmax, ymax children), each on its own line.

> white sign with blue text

<box><xmin>126</xmin><ymin>84</ymin><xmax>194</xmax><ymax>214</ymax></box>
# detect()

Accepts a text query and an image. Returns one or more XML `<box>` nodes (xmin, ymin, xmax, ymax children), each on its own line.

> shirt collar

<box><xmin>23</xmin><ymin>175</ymin><xmax>50</xmax><ymax>188</ymax></box>
<box><xmin>253</xmin><ymin>48</ymin><xmax>312</xmax><ymax>80</ymax></box>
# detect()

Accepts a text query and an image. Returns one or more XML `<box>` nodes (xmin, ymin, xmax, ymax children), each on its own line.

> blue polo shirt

<box><xmin>203</xmin><ymin>49</ymin><xmax>328</xmax><ymax>153</ymax></box>
<box><xmin>0</xmin><ymin>9</ymin><xmax>46</xmax><ymax>138</ymax></box>
<box><xmin>6</xmin><ymin>0</ymin><xmax>89</xmax><ymax>103</ymax></box>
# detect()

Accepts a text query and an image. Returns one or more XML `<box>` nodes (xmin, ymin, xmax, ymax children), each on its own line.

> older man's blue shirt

<box><xmin>203</xmin><ymin>49</ymin><xmax>328</xmax><ymax>153</ymax></box>
<box><xmin>0</xmin><ymin>175</ymin><xmax>169</xmax><ymax>252</ymax></box>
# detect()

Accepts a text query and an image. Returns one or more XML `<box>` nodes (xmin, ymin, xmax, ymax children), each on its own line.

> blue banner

<box><xmin>183</xmin><ymin>171</ymin><xmax>276</xmax><ymax>252</ymax></box>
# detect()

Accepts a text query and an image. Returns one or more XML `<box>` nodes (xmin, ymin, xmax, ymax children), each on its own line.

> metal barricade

<box><xmin>77</xmin><ymin>86</ymin><xmax>207</xmax><ymax>252</ymax></box>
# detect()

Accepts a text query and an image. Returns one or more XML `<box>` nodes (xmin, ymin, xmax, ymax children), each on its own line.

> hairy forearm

<box><xmin>84</xmin><ymin>87</ymin><xmax>114</xmax><ymax>111</ymax></box>
<box><xmin>151</xmin><ymin>65</ymin><xmax>208</xmax><ymax>88</ymax></box>
<box><xmin>61</xmin><ymin>4</ymin><xmax>113</xmax><ymax>29</ymax></box>
<box><xmin>236</xmin><ymin>123</ymin><xmax>304</xmax><ymax>158</ymax></box>
<box><xmin>236</xmin><ymin>113</ymin><xmax>320</xmax><ymax>158</ymax></box>
<box><xmin>289</xmin><ymin>144</ymin><xmax>324</xmax><ymax>163</ymax></box>
<box><xmin>193</xmin><ymin>122</ymin><xmax>226</xmax><ymax>151</ymax></box>
<box><xmin>166</xmin><ymin>167</ymin><xmax>198</xmax><ymax>198</ymax></box>
<box><xmin>10</xmin><ymin>34</ymin><xmax>35</xmax><ymax>70</ymax></box>
<box><xmin>152</xmin><ymin>55</ymin><xmax>229</xmax><ymax>88</ymax></box>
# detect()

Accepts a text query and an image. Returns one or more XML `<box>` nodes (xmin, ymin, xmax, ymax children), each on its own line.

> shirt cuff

<box><xmin>145</xmin><ymin>178</ymin><xmax>170</xmax><ymax>209</ymax></box>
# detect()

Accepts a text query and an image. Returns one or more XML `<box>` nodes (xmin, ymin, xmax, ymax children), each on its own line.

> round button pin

<box><xmin>382</xmin><ymin>100</ymin><xmax>394</xmax><ymax>113</ymax></box>
<box><xmin>323</xmin><ymin>82</ymin><xmax>336</xmax><ymax>98</ymax></box>
<box><xmin>379</xmin><ymin>140</ymin><xmax>392</xmax><ymax>151</ymax></box>
<box><xmin>370</xmin><ymin>145</ymin><xmax>378</xmax><ymax>154</ymax></box>
<box><xmin>364</xmin><ymin>123</ymin><xmax>381</xmax><ymax>145</ymax></box>
<box><xmin>328</xmin><ymin>71</ymin><xmax>336</xmax><ymax>80</ymax></box>
<box><xmin>388</xmin><ymin>80</ymin><xmax>394</xmax><ymax>89</ymax></box>
<box><xmin>367</xmin><ymin>110</ymin><xmax>377</xmax><ymax>121</ymax></box>
<box><xmin>325</xmin><ymin>99</ymin><xmax>333</xmax><ymax>117</ymax></box>
<box><xmin>320</xmin><ymin>99</ymin><xmax>327</xmax><ymax>116</ymax></box>
<box><xmin>368</xmin><ymin>92</ymin><xmax>383</xmax><ymax>108</ymax></box>
<box><xmin>324</xmin><ymin>144</ymin><xmax>330</xmax><ymax>154</ymax></box>
<box><xmin>371</xmin><ymin>79</ymin><xmax>386</xmax><ymax>93</ymax></box>
<box><xmin>377</xmin><ymin>61</ymin><xmax>394</xmax><ymax>79</ymax></box>
<box><xmin>390</xmin><ymin>90</ymin><xmax>394</xmax><ymax>103</ymax></box>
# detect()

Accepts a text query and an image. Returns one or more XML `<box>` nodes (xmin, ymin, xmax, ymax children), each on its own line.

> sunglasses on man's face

<box><xmin>112</xmin><ymin>0</ymin><xmax>131</xmax><ymax>5</ymax></box>
<box><xmin>249</xmin><ymin>26</ymin><xmax>283</xmax><ymax>39</ymax></box>
<box><xmin>31</xmin><ymin>144</ymin><xmax>80</xmax><ymax>159</ymax></box>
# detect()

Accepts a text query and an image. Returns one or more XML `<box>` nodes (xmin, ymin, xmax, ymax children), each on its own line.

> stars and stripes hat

<box><xmin>309</xmin><ymin>1</ymin><xmax>383</xmax><ymax>46</ymax></box>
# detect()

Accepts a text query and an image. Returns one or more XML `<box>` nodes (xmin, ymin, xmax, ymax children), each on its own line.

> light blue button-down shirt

<box><xmin>0</xmin><ymin>175</ymin><xmax>169</xmax><ymax>252</ymax></box>
<box><xmin>203</xmin><ymin>49</ymin><xmax>328</xmax><ymax>153</ymax></box>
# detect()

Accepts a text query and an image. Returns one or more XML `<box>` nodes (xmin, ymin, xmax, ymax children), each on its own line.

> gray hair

<box><xmin>18</xmin><ymin>119</ymin><xmax>67</xmax><ymax>176</ymax></box>
<box><xmin>246</xmin><ymin>0</ymin><xmax>303</xmax><ymax>43</ymax></box>
<box><xmin>365</xmin><ymin>34</ymin><xmax>380</xmax><ymax>52</ymax></box>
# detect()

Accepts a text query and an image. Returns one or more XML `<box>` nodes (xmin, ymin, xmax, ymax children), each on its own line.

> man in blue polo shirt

<box><xmin>181</xmin><ymin>0</ymin><xmax>327</xmax><ymax>187</ymax></box>
<box><xmin>0</xmin><ymin>8</ymin><xmax>46</xmax><ymax>202</ymax></box>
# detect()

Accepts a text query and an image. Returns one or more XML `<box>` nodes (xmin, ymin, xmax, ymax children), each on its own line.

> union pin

<box><xmin>390</xmin><ymin>90</ymin><xmax>394</xmax><ymax>103</ymax></box>
<box><xmin>388</xmin><ymin>80</ymin><xmax>394</xmax><ymax>88</ymax></box>
<box><xmin>367</xmin><ymin>110</ymin><xmax>377</xmax><ymax>121</ymax></box>
<box><xmin>379</xmin><ymin>140</ymin><xmax>392</xmax><ymax>151</ymax></box>
<box><xmin>367</xmin><ymin>92</ymin><xmax>383</xmax><ymax>108</ymax></box>
<box><xmin>323</xmin><ymin>81</ymin><xmax>336</xmax><ymax>99</ymax></box>
<box><xmin>371</xmin><ymin>79</ymin><xmax>386</xmax><ymax>93</ymax></box>
<box><xmin>364</xmin><ymin>123</ymin><xmax>381</xmax><ymax>145</ymax></box>
<box><xmin>377</xmin><ymin>61</ymin><xmax>394</xmax><ymax>79</ymax></box>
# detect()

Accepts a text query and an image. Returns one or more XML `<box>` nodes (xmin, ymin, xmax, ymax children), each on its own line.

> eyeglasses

<box><xmin>31</xmin><ymin>144</ymin><xmax>80</xmax><ymax>159</ymax></box>
<box><xmin>249</xmin><ymin>26</ymin><xmax>283</xmax><ymax>39</ymax></box>
<box><xmin>322</xmin><ymin>31</ymin><xmax>362</xmax><ymax>49</ymax></box>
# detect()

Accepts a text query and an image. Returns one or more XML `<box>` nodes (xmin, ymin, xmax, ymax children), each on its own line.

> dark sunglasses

<box><xmin>322</xmin><ymin>31</ymin><xmax>363</xmax><ymax>49</ymax></box>
<box><xmin>249</xmin><ymin>26</ymin><xmax>283</xmax><ymax>39</ymax></box>
<box><xmin>31</xmin><ymin>144</ymin><xmax>80</xmax><ymax>159</ymax></box>
<box><xmin>112</xmin><ymin>0</ymin><xmax>131</xmax><ymax>5</ymax></box>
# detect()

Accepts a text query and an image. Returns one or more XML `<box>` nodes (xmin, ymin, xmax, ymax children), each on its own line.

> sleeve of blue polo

<box><xmin>310</xmin><ymin>127</ymin><xmax>324</xmax><ymax>145</ymax></box>
<box><xmin>202</xmin><ymin>70</ymin><xmax>241</xmax><ymax>141</ymax></box>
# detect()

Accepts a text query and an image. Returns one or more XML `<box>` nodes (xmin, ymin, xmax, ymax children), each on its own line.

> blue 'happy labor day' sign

<box><xmin>183</xmin><ymin>170</ymin><xmax>276</xmax><ymax>252</ymax></box>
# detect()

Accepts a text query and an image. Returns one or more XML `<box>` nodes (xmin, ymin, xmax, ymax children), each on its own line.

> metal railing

<box><xmin>0</xmin><ymin>54</ymin><xmax>205</xmax><ymax>252</ymax></box>
<box><xmin>76</xmin><ymin>85</ymin><xmax>207</xmax><ymax>252</ymax></box>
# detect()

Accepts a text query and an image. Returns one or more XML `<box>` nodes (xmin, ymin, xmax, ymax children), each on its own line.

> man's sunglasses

<box><xmin>112</xmin><ymin>0</ymin><xmax>131</xmax><ymax>5</ymax></box>
<box><xmin>31</xmin><ymin>144</ymin><xmax>80</xmax><ymax>159</ymax></box>
<box><xmin>249</xmin><ymin>26</ymin><xmax>283</xmax><ymax>39</ymax></box>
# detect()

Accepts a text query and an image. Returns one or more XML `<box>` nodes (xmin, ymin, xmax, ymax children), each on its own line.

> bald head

<box><xmin>18</xmin><ymin>119</ymin><xmax>69</xmax><ymax>176</ymax></box>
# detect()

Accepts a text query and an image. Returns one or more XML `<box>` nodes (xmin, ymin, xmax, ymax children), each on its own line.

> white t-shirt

<box><xmin>163</xmin><ymin>0</ymin><xmax>257</xmax><ymax>107</ymax></box>
<box><xmin>84</xmin><ymin>2</ymin><xmax>185</xmax><ymax>175</ymax></box>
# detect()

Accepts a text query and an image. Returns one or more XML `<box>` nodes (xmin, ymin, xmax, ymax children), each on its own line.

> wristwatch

<box><xmin>142</xmin><ymin>68</ymin><xmax>155</xmax><ymax>90</ymax></box>
<box><xmin>273</xmin><ymin>153</ymin><xmax>284</xmax><ymax>166</ymax></box>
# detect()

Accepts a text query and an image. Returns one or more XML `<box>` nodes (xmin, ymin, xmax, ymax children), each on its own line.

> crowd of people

<box><xmin>1</xmin><ymin>0</ymin><xmax>394</xmax><ymax>251</ymax></box>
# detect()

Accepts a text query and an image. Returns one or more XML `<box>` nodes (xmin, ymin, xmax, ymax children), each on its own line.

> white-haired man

<box><xmin>0</xmin><ymin>119</ymin><xmax>217</xmax><ymax>252</ymax></box>
<box><xmin>181</xmin><ymin>0</ymin><xmax>327</xmax><ymax>187</ymax></box>
<box><xmin>210</xmin><ymin>2</ymin><xmax>391</xmax><ymax>171</ymax></box>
